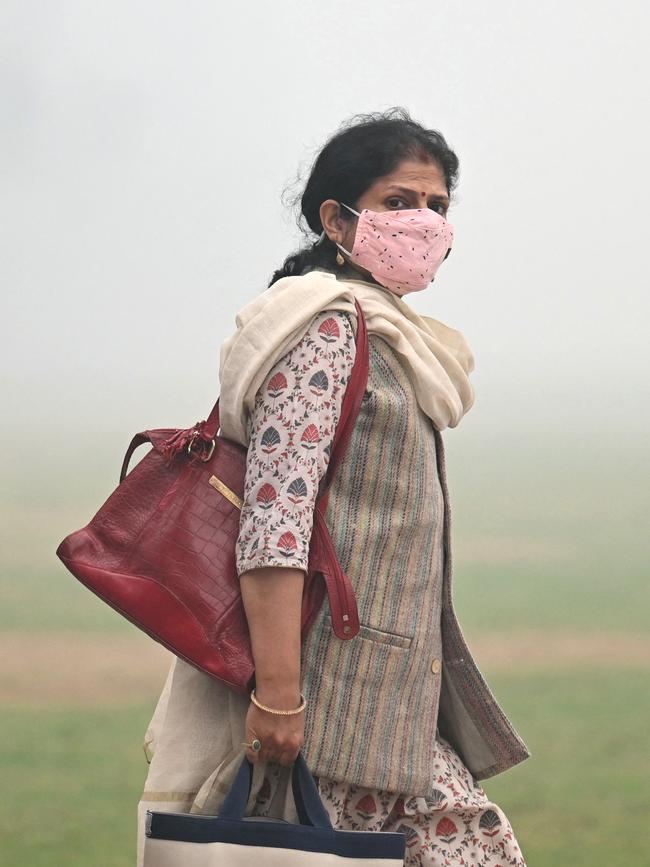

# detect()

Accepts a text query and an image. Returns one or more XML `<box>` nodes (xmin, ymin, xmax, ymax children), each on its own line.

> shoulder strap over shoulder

<box><xmin>317</xmin><ymin>298</ymin><xmax>369</xmax><ymax>505</ymax></box>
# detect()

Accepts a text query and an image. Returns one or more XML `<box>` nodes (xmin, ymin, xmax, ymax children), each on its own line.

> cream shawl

<box><xmin>218</xmin><ymin>269</ymin><xmax>475</xmax><ymax>447</ymax></box>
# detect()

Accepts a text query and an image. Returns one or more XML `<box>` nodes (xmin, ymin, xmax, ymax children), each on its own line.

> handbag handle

<box><xmin>316</xmin><ymin>297</ymin><xmax>369</xmax><ymax>506</ymax></box>
<box><xmin>218</xmin><ymin>751</ymin><xmax>332</xmax><ymax>829</ymax></box>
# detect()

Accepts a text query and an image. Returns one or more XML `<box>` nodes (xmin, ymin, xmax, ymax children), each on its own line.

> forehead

<box><xmin>370</xmin><ymin>158</ymin><xmax>448</xmax><ymax>196</ymax></box>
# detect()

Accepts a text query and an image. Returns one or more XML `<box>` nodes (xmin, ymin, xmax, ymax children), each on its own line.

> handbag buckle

<box><xmin>187</xmin><ymin>429</ymin><xmax>216</xmax><ymax>461</ymax></box>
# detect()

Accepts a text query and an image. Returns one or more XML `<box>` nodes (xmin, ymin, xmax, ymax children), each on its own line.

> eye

<box><xmin>429</xmin><ymin>202</ymin><xmax>447</xmax><ymax>217</ymax></box>
<box><xmin>386</xmin><ymin>197</ymin><xmax>409</xmax><ymax>210</ymax></box>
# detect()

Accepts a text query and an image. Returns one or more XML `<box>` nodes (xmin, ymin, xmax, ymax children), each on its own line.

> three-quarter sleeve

<box><xmin>235</xmin><ymin>309</ymin><xmax>357</xmax><ymax>577</ymax></box>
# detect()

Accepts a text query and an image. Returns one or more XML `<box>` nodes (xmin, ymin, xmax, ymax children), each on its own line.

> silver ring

<box><xmin>242</xmin><ymin>738</ymin><xmax>262</xmax><ymax>752</ymax></box>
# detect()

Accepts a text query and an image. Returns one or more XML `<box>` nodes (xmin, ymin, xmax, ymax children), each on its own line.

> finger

<box><xmin>257</xmin><ymin>745</ymin><xmax>279</xmax><ymax>765</ymax></box>
<box><xmin>254</xmin><ymin>736</ymin><xmax>277</xmax><ymax>766</ymax></box>
<box><xmin>246</xmin><ymin>747</ymin><xmax>259</xmax><ymax>764</ymax></box>
<box><xmin>244</xmin><ymin>740</ymin><xmax>262</xmax><ymax>764</ymax></box>
<box><xmin>277</xmin><ymin>748</ymin><xmax>296</xmax><ymax>768</ymax></box>
<box><xmin>278</xmin><ymin>738</ymin><xmax>301</xmax><ymax>766</ymax></box>
<box><xmin>259</xmin><ymin>747</ymin><xmax>279</xmax><ymax>766</ymax></box>
<box><xmin>244</xmin><ymin>729</ymin><xmax>263</xmax><ymax>764</ymax></box>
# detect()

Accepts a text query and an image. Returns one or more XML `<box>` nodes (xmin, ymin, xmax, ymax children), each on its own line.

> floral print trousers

<box><xmin>250</xmin><ymin>733</ymin><xmax>527</xmax><ymax>866</ymax></box>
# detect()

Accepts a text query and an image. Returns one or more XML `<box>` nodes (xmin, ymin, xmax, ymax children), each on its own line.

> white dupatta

<box><xmin>218</xmin><ymin>270</ymin><xmax>475</xmax><ymax>447</ymax></box>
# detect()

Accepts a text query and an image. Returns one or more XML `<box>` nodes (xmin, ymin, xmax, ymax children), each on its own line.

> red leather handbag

<box><xmin>56</xmin><ymin>299</ymin><xmax>369</xmax><ymax>694</ymax></box>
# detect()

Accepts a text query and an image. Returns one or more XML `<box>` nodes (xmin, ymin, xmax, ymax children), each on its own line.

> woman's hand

<box><xmin>244</xmin><ymin>690</ymin><xmax>305</xmax><ymax>766</ymax></box>
<box><xmin>238</xmin><ymin>565</ymin><xmax>306</xmax><ymax>766</ymax></box>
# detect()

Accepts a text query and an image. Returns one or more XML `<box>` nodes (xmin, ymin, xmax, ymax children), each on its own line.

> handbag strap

<box><xmin>210</xmin><ymin>299</ymin><xmax>368</xmax><ymax>641</ymax></box>
<box><xmin>290</xmin><ymin>752</ymin><xmax>333</xmax><ymax>829</ymax></box>
<box><xmin>306</xmin><ymin>299</ymin><xmax>368</xmax><ymax>638</ymax></box>
<box><xmin>119</xmin><ymin>428</ymin><xmax>179</xmax><ymax>484</ymax></box>
<box><xmin>219</xmin><ymin>751</ymin><xmax>332</xmax><ymax>829</ymax></box>
<box><xmin>316</xmin><ymin>297</ymin><xmax>369</xmax><ymax>506</ymax></box>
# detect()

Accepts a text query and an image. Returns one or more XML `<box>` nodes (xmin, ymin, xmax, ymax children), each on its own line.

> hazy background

<box><xmin>1</xmin><ymin>2</ymin><xmax>649</xmax><ymax>865</ymax></box>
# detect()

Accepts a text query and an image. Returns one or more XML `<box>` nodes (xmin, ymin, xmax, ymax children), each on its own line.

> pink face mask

<box><xmin>335</xmin><ymin>202</ymin><xmax>454</xmax><ymax>296</ymax></box>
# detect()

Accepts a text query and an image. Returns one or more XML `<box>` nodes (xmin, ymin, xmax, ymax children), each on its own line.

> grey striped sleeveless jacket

<box><xmin>299</xmin><ymin>324</ymin><xmax>530</xmax><ymax>795</ymax></box>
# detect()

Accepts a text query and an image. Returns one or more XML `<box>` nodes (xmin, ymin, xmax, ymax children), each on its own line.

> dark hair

<box><xmin>268</xmin><ymin>106</ymin><xmax>460</xmax><ymax>287</ymax></box>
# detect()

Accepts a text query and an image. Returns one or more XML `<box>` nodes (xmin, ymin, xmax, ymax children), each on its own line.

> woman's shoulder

<box><xmin>300</xmin><ymin>308</ymin><xmax>357</xmax><ymax>356</ymax></box>
<box><xmin>257</xmin><ymin>269</ymin><xmax>358</xmax><ymax>352</ymax></box>
<box><xmin>262</xmin><ymin>269</ymin><xmax>359</xmax><ymax>337</ymax></box>
<box><xmin>309</xmin><ymin>306</ymin><xmax>356</xmax><ymax>332</ymax></box>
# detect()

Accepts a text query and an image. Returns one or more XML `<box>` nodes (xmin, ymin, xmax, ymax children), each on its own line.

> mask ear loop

<box><xmin>340</xmin><ymin>202</ymin><xmax>361</xmax><ymax>217</ymax></box>
<box><xmin>312</xmin><ymin>228</ymin><xmax>350</xmax><ymax>266</ymax></box>
<box><xmin>312</xmin><ymin>228</ymin><xmax>351</xmax><ymax>264</ymax></box>
<box><xmin>335</xmin><ymin>202</ymin><xmax>360</xmax><ymax>257</ymax></box>
<box><xmin>313</xmin><ymin>203</ymin><xmax>360</xmax><ymax>254</ymax></box>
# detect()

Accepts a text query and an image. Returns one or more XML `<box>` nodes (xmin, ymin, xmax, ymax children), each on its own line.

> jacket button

<box><xmin>430</xmin><ymin>658</ymin><xmax>442</xmax><ymax>674</ymax></box>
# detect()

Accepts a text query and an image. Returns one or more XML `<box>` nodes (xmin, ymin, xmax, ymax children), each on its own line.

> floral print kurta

<box><xmin>233</xmin><ymin>309</ymin><xmax>527</xmax><ymax>866</ymax></box>
<box><xmin>250</xmin><ymin>734</ymin><xmax>527</xmax><ymax>866</ymax></box>
<box><xmin>235</xmin><ymin>308</ymin><xmax>357</xmax><ymax>577</ymax></box>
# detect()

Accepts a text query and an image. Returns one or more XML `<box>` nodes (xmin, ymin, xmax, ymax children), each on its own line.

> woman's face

<box><xmin>319</xmin><ymin>158</ymin><xmax>450</xmax><ymax>284</ymax></box>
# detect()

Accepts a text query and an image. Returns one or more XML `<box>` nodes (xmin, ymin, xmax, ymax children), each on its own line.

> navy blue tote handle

<box><xmin>146</xmin><ymin>749</ymin><xmax>406</xmax><ymax>860</ymax></box>
<box><xmin>218</xmin><ymin>750</ymin><xmax>332</xmax><ymax>829</ymax></box>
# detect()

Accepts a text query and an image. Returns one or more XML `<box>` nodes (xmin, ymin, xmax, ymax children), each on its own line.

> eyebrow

<box><xmin>385</xmin><ymin>185</ymin><xmax>450</xmax><ymax>206</ymax></box>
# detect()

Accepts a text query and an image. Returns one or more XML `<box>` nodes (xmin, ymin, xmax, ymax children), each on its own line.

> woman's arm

<box><xmin>239</xmin><ymin>565</ymin><xmax>306</xmax><ymax>767</ymax></box>
<box><xmin>235</xmin><ymin>308</ymin><xmax>357</xmax><ymax>766</ymax></box>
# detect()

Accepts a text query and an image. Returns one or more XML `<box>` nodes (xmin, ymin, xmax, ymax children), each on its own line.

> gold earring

<box><xmin>336</xmin><ymin>250</ymin><xmax>345</xmax><ymax>266</ymax></box>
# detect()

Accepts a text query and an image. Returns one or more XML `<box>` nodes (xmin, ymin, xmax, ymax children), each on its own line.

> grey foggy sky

<box><xmin>2</xmin><ymin>0</ymin><xmax>648</xmax><ymax>458</ymax></box>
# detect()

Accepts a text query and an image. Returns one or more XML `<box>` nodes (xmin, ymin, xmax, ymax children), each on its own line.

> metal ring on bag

<box><xmin>187</xmin><ymin>431</ymin><xmax>216</xmax><ymax>461</ymax></box>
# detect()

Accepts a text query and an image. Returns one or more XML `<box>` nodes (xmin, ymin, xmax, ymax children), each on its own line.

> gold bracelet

<box><xmin>250</xmin><ymin>688</ymin><xmax>307</xmax><ymax>716</ymax></box>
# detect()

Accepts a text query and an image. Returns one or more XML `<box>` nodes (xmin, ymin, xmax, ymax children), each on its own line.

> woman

<box><xmin>138</xmin><ymin>107</ymin><xmax>530</xmax><ymax>866</ymax></box>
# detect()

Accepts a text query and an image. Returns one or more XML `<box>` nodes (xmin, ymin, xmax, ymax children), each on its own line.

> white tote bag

<box><xmin>143</xmin><ymin>751</ymin><xmax>405</xmax><ymax>866</ymax></box>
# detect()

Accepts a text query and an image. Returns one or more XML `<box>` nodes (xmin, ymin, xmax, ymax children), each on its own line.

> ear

<box><xmin>319</xmin><ymin>199</ymin><xmax>347</xmax><ymax>244</ymax></box>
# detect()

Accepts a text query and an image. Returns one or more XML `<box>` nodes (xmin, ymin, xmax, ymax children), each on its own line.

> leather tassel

<box><xmin>160</xmin><ymin>421</ymin><xmax>210</xmax><ymax>465</ymax></box>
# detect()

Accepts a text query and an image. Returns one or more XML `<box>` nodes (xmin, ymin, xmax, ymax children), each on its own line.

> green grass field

<box><xmin>1</xmin><ymin>433</ymin><xmax>648</xmax><ymax>865</ymax></box>
<box><xmin>1</xmin><ymin>671</ymin><xmax>648</xmax><ymax>866</ymax></box>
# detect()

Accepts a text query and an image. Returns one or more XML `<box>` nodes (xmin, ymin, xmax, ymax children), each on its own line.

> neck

<box><xmin>339</xmin><ymin>263</ymin><xmax>378</xmax><ymax>285</ymax></box>
<box><xmin>336</xmin><ymin>271</ymin><xmax>401</xmax><ymax>301</ymax></box>
<box><xmin>313</xmin><ymin>264</ymin><xmax>393</xmax><ymax>295</ymax></box>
